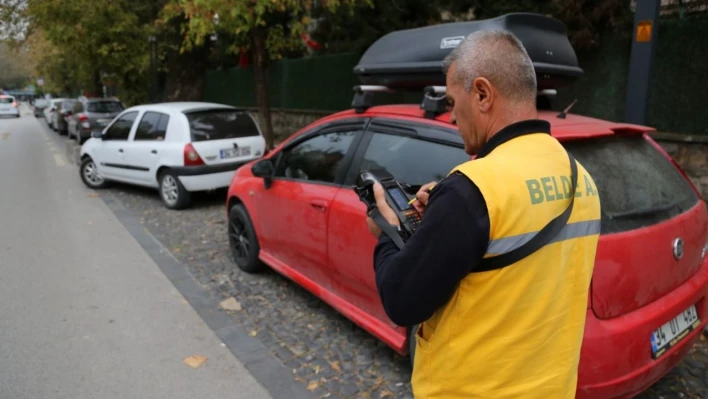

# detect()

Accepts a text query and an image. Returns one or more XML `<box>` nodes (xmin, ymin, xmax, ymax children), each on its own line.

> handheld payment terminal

<box><xmin>354</xmin><ymin>170</ymin><xmax>422</xmax><ymax>247</ymax></box>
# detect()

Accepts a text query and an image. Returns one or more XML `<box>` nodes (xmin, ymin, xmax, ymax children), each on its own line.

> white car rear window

<box><xmin>184</xmin><ymin>109</ymin><xmax>260</xmax><ymax>142</ymax></box>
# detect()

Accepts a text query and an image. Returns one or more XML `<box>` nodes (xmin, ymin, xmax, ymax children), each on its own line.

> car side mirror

<box><xmin>251</xmin><ymin>158</ymin><xmax>275</xmax><ymax>189</ymax></box>
<box><xmin>91</xmin><ymin>131</ymin><xmax>103</xmax><ymax>139</ymax></box>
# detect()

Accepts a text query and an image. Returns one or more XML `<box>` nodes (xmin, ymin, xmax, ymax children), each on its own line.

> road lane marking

<box><xmin>53</xmin><ymin>154</ymin><xmax>67</xmax><ymax>166</ymax></box>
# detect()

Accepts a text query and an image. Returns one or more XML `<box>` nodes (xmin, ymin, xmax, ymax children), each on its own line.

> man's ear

<box><xmin>473</xmin><ymin>77</ymin><xmax>494</xmax><ymax>112</ymax></box>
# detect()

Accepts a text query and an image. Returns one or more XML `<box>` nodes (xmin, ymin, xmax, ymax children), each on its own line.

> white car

<box><xmin>43</xmin><ymin>98</ymin><xmax>65</xmax><ymax>127</ymax></box>
<box><xmin>79</xmin><ymin>102</ymin><xmax>267</xmax><ymax>209</ymax></box>
<box><xmin>0</xmin><ymin>95</ymin><xmax>21</xmax><ymax>118</ymax></box>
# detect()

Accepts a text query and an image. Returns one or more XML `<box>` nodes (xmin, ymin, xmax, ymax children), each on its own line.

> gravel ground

<box><xmin>94</xmin><ymin>181</ymin><xmax>707</xmax><ymax>399</ymax></box>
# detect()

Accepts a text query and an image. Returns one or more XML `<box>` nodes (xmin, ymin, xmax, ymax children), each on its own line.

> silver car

<box><xmin>0</xmin><ymin>95</ymin><xmax>20</xmax><ymax>118</ymax></box>
<box><xmin>68</xmin><ymin>96</ymin><xmax>125</xmax><ymax>144</ymax></box>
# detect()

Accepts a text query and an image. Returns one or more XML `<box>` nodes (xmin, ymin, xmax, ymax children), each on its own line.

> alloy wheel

<box><xmin>161</xmin><ymin>175</ymin><xmax>179</xmax><ymax>207</ymax></box>
<box><xmin>82</xmin><ymin>161</ymin><xmax>104</xmax><ymax>186</ymax></box>
<box><xmin>229</xmin><ymin>217</ymin><xmax>251</xmax><ymax>264</ymax></box>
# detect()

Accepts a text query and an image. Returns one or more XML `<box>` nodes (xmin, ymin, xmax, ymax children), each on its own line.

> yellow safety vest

<box><xmin>411</xmin><ymin>130</ymin><xmax>601</xmax><ymax>399</ymax></box>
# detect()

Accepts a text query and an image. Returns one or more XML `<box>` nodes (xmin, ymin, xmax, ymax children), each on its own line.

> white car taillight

<box><xmin>183</xmin><ymin>143</ymin><xmax>205</xmax><ymax>166</ymax></box>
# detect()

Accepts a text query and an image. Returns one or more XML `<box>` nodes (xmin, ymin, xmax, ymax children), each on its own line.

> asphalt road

<box><xmin>0</xmin><ymin>107</ymin><xmax>272</xmax><ymax>398</ymax></box>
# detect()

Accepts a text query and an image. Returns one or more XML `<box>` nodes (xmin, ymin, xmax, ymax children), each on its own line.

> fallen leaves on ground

<box><xmin>183</xmin><ymin>355</ymin><xmax>208</xmax><ymax>368</ymax></box>
<box><xmin>330</xmin><ymin>361</ymin><xmax>341</xmax><ymax>372</ymax></box>
<box><xmin>88</xmin><ymin>193</ymin><xmax>100</xmax><ymax>198</ymax></box>
<box><xmin>249</xmin><ymin>330</ymin><xmax>258</xmax><ymax>337</ymax></box>
<box><xmin>219</xmin><ymin>297</ymin><xmax>242</xmax><ymax>311</ymax></box>
<box><xmin>307</xmin><ymin>381</ymin><xmax>319</xmax><ymax>391</ymax></box>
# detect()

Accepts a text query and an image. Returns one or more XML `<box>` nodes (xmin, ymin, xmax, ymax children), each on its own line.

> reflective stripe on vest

<box><xmin>486</xmin><ymin>219</ymin><xmax>601</xmax><ymax>256</ymax></box>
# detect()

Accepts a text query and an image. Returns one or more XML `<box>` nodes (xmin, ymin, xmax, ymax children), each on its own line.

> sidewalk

<box><xmin>0</xmin><ymin>115</ymin><xmax>274</xmax><ymax>399</ymax></box>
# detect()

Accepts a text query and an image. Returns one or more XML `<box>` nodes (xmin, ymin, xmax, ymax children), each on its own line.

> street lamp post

<box><xmin>148</xmin><ymin>35</ymin><xmax>158</xmax><ymax>103</ymax></box>
<box><xmin>624</xmin><ymin>0</ymin><xmax>661</xmax><ymax>125</ymax></box>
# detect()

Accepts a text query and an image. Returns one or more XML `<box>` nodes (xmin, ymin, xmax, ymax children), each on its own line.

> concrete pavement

<box><xmin>0</xmin><ymin>106</ymin><xmax>272</xmax><ymax>398</ymax></box>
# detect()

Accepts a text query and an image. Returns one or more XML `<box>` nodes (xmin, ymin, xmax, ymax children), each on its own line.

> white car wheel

<box><xmin>159</xmin><ymin>171</ymin><xmax>191</xmax><ymax>210</ymax></box>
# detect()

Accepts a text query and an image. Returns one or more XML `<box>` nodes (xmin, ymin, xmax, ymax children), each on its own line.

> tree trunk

<box><xmin>251</xmin><ymin>28</ymin><xmax>274</xmax><ymax>150</ymax></box>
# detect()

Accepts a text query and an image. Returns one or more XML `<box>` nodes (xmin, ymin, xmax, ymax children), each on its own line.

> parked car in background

<box><xmin>0</xmin><ymin>95</ymin><xmax>20</xmax><ymax>118</ymax></box>
<box><xmin>52</xmin><ymin>99</ymin><xmax>77</xmax><ymax>135</ymax></box>
<box><xmin>32</xmin><ymin>98</ymin><xmax>49</xmax><ymax>117</ymax></box>
<box><xmin>43</xmin><ymin>98</ymin><xmax>65</xmax><ymax>126</ymax></box>
<box><xmin>79</xmin><ymin>102</ymin><xmax>266</xmax><ymax>209</ymax></box>
<box><xmin>68</xmin><ymin>96</ymin><xmax>124</xmax><ymax>144</ymax></box>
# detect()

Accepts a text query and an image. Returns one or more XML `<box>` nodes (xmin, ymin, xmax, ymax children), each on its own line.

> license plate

<box><xmin>651</xmin><ymin>304</ymin><xmax>700</xmax><ymax>359</ymax></box>
<box><xmin>220</xmin><ymin>146</ymin><xmax>250</xmax><ymax>159</ymax></box>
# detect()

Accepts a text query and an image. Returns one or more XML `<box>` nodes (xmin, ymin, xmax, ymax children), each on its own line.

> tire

<box><xmin>158</xmin><ymin>171</ymin><xmax>191</xmax><ymax>210</ymax></box>
<box><xmin>408</xmin><ymin>324</ymin><xmax>420</xmax><ymax>367</ymax></box>
<box><xmin>79</xmin><ymin>157</ymin><xmax>109</xmax><ymax>189</ymax></box>
<box><xmin>228</xmin><ymin>204</ymin><xmax>264</xmax><ymax>273</ymax></box>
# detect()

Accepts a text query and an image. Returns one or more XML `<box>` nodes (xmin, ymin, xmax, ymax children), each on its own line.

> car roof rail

<box><xmin>352</xmin><ymin>85</ymin><xmax>452</xmax><ymax>119</ymax></box>
<box><xmin>352</xmin><ymin>85</ymin><xmax>394</xmax><ymax>114</ymax></box>
<box><xmin>352</xmin><ymin>84</ymin><xmax>563</xmax><ymax>118</ymax></box>
<box><xmin>421</xmin><ymin>86</ymin><xmax>447</xmax><ymax>119</ymax></box>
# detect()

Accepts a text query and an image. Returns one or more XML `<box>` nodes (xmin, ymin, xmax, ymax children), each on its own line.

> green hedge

<box><xmin>205</xmin><ymin>15</ymin><xmax>708</xmax><ymax>134</ymax></box>
<box><xmin>205</xmin><ymin>53</ymin><xmax>362</xmax><ymax>111</ymax></box>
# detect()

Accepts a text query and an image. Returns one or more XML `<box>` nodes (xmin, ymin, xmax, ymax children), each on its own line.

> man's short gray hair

<box><xmin>442</xmin><ymin>29</ymin><xmax>537</xmax><ymax>104</ymax></box>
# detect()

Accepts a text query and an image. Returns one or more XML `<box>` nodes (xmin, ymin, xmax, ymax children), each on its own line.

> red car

<box><xmin>226</xmin><ymin>102</ymin><xmax>707</xmax><ymax>398</ymax></box>
<box><xmin>226</xmin><ymin>14</ymin><xmax>708</xmax><ymax>399</ymax></box>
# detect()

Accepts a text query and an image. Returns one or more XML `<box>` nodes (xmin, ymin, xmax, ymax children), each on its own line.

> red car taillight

<box><xmin>79</xmin><ymin>114</ymin><xmax>90</xmax><ymax>130</ymax></box>
<box><xmin>12</xmin><ymin>102</ymin><xmax>18</xmax><ymax>108</ymax></box>
<box><xmin>183</xmin><ymin>143</ymin><xmax>205</xmax><ymax>166</ymax></box>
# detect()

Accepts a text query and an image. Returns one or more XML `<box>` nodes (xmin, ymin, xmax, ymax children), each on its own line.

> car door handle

<box><xmin>118</xmin><ymin>149</ymin><xmax>123</xmax><ymax>153</ymax></box>
<box><xmin>151</xmin><ymin>150</ymin><xmax>158</xmax><ymax>154</ymax></box>
<box><xmin>310</xmin><ymin>200</ymin><xmax>328</xmax><ymax>211</ymax></box>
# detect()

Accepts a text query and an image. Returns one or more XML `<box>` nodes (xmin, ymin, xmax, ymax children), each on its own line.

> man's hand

<box><xmin>366</xmin><ymin>183</ymin><xmax>400</xmax><ymax>238</ymax></box>
<box><xmin>411</xmin><ymin>181</ymin><xmax>437</xmax><ymax>214</ymax></box>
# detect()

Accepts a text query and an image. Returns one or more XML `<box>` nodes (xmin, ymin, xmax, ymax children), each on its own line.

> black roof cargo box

<box><xmin>353</xmin><ymin>13</ymin><xmax>582</xmax><ymax>90</ymax></box>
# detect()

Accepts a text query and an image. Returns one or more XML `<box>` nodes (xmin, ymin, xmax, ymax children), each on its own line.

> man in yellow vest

<box><xmin>366</xmin><ymin>29</ymin><xmax>601</xmax><ymax>398</ymax></box>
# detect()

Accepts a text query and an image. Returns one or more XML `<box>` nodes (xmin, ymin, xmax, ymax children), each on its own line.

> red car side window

<box><xmin>275</xmin><ymin>131</ymin><xmax>356</xmax><ymax>184</ymax></box>
<box><xmin>360</xmin><ymin>132</ymin><xmax>469</xmax><ymax>186</ymax></box>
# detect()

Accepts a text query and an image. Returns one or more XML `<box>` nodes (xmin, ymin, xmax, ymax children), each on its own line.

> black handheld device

<box><xmin>354</xmin><ymin>170</ymin><xmax>422</xmax><ymax>246</ymax></box>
